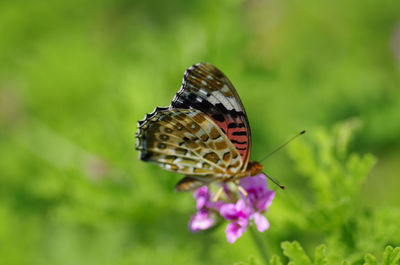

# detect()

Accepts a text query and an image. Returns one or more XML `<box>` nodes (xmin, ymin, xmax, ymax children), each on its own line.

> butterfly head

<box><xmin>246</xmin><ymin>161</ymin><xmax>264</xmax><ymax>177</ymax></box>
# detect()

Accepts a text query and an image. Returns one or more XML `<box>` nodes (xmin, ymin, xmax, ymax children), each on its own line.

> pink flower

<box><xmin>253</xmin><ymin>212</ymin><xmax>270</xmax><ymax>232</ymax></box>
<box><xmin>219</xmin><ymin>199</ymin><xmax>250</xmax><ymax>243</ymax></box>
<box><xmin>187</xmin><ymin>174</ymin><xmax>275</xmax><ymax>243</ymax></box>
<box><xmin>193</xmin><ymin>186</ymin><xmax>212</xmax><ymax>210</ymax></box>
<box><xmin>188</xmin><ymin>186</ymin><xmax>215</xmax><ymax>232</ymax></box>
<box><xmin>240</xmin><ymin>173</ymin><xmax>275</xmax><ymax>212</ymax></box>
<box><xmin>189</xmin><ymin>209</ymin><xmax>215</xmax><ymax>232</ymax></box>
<box><xmin>239</xmin><ymin>173</ymin><xmax>275</xmax><ymax>233</ymax></box>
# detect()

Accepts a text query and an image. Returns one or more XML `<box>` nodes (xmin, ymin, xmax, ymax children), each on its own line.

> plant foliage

<box><xmin>261</xmin><ymin>120</ymin><xmax>400</xmax><ymax>263</ymax></box>
<box><xmin>239</xmin><ymin>242</ymin><xmax>400</xmax><ymax>265</ymax></box>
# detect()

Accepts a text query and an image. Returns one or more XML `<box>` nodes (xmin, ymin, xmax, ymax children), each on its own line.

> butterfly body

<box><xmin>136</xmin><ymin>63</ymin><xmax>261</xmax><ymax>191</ymax></box>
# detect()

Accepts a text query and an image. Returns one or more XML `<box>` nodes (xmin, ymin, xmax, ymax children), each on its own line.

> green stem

<box><xmin>248</xmin><ymin>225</ymin><xmax>269</xmax><ymax>265</ymax></box>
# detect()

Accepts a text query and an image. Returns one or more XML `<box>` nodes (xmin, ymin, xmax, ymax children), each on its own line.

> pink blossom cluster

<box><xmin>188</xmin><ymin>173</ymin><xmax>275</xmax><ymax>243</ymax></box>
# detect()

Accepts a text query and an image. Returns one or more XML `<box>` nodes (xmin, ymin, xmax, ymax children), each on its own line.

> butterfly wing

<box><xmin>171</xmin><ymin>63</ymin><xmax>251</xmax><ymax>168</ymax></box>
<box><xmin>136</xmin><ymin>107</ymin><xmax>244</xmax><ymax>190</ymax></box>
<box><xmin>174</xmin><ymin>176</ymin><xmax>214</xmax><ymax>191</ymax></box>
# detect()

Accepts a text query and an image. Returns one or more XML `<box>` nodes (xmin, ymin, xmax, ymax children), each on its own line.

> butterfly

<box><xmin>136</xmin><ymin>63</ymin><xmax>264</xmax><ymax>191</ymax></box>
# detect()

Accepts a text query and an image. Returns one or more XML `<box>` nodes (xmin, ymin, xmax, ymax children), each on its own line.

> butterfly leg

<box><xmin>212</xmin><ymin>186</ymin><xmax>224</xmax><ymax>202</ymax></box>
<box><xmin>237</xmin><ymin>185</ymin><xmax>248</xmax><ymax>197</ymax></box>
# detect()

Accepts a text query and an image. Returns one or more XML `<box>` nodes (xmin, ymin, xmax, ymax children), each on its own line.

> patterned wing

<box><xmin>171</xmin><ymin>63</ymin><xmax>251</xmax><ymax>168</ymax></box>
<box><xmin>136</xmin><ymin>107</ymin><xmax>244</xmax><ymax>189</ymax></box>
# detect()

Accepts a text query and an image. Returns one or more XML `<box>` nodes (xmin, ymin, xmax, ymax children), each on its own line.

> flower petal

<box><xmin>255</xmin><ymin>190</ymin><xmax>275</xmax><ymax>211</ymax></box>
<box><xmin>188</xmin><ymin>210</ymin><xmax>214</xmax><ymax>232</ymax></box>
<box><xmin>235</xmin><ymin>199</ymin><xmax>247</xmax><ymax>212</ymax></box>
<box><xmin>219</xmin><ymin>203</ymin><xmax>238</xmax><ymax>220</ymax></box>
<box><xmin>239</xmin><ymin>173</ymin><xmax>268</xmax><ymax>193</ymax></box>
<box><xmin>239</xmin><ymin>174</ymin><xmax>275</xmax><ymax>212</ymax></box>
<box><xmin>225</xmin><ymin>222</ymin><xmax>246</xmax><ymax>243</ymax></box>
<box><xmin>194</xmin><ymin>186</ymin><xmax>211</xmax><ymax>210</ymax></box>
<box><xmin>253</xmin><ymin>212</ymin><xmax>270</xmax><ymax>232</ymax></box>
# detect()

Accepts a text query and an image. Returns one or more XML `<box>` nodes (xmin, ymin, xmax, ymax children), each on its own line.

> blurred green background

<box><xmin>1</xmin><ymin>0</ymin><xmax>400</xmax><ymax>264</ymax></box>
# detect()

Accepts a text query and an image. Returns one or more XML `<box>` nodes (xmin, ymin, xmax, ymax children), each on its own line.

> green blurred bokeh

<box><xmin>1</xmin><ymin>0</ymin><xmax>399</xmax><ymax>264</ymax></box>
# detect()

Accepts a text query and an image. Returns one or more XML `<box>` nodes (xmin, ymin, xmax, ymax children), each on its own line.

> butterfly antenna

<box><xmin>259</xmin><ymin>130</ymin><xmax>306</xmax><ymax>163</ymax></box>
<box><xmin>263</xmin><ymin>171</ymin><xmax>286</xmax><ymax>190</ymax></box>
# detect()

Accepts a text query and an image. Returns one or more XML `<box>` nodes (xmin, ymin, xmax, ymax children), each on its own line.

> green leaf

<box><xmin>270</xmin><ymin>255</ymin><xmax>283</xmax><ymax>265</ymax></box>
<box><xmin>383</xmin><ymin>246</ymin><xmax>400</xmax><ymax>265</ymax></box>
<box><xmin>364</xmin><ymin>253</ymin><xmax>377</xmax><ymax>265</ymax></box>
<box><xmin>248</xmin><ymin>256</ymin><xmax>262</xmax><ymax>265</ymax></box>
<box><xmin>314</xmin><ymin>245</ymin><xmax>328</xmax><ymax>265</ymax></box>
<box><xmin>268</xmin><ymin>241</ymin><xmax>400</xmax><ymax>265</ymax></box>
<box><xmin>282</xmin><ymin>241</ymin><xmax>312</xmax><ymax>265</ymax></box>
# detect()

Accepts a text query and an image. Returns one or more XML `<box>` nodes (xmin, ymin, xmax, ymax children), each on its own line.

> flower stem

<box><xmin>248</xmin><ymin>226</ymin><xmax>269</xmax><ymax>265</ymax></box>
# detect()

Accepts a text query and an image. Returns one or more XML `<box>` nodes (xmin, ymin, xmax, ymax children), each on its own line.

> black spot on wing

<box><xmin>140</xmin><ymin>151</ymin><xmax>153</xmax><ymax>161</ymax></box>
<box><xmin>228</xmin><ymin>123</ymin><xmax>245</xmax><ymax>128</ymax></box>
<box><xmin>212</xmin><ymin>135</ymin><xmax>221</xmax><ymax>140</ymax></box>
<box><xmin>212</xmin><ymin>114</ymin><xmax>225</xmax><ymax>122</ymax></box>
<box><xmin>232</xmin><ymin>131</ymin><xmax>247</xmax><ymax>136</ymax></box>
<box><xmin>172</xmin><ymin>92</ymin><xmax>214</xmax><ymax>113</ymax></box>
<box><xmin>172</xmin><ymin>90</ymin><xmax>243</xmax><ymax>121</ymax></box>
<box><xmin>230</xmin><ymin>140</ymin><xmax>247</xmax><ymax>145</ymax></box>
